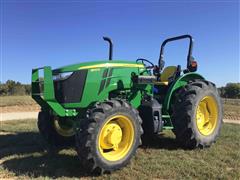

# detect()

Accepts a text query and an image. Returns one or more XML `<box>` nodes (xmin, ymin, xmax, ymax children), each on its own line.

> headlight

<box><xmin>53</xmin><ymin>72</ymin><xmax>73</xmax><ymax>81</ymax></box>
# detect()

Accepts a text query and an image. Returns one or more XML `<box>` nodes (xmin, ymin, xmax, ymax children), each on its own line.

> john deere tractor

<box><xmin>32</xmin><ymin>35</ymin><xmax>222</xmax><ymax>173</ymax></box>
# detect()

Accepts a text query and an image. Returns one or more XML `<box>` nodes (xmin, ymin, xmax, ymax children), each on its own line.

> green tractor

<box><xmin>32</xmin><ymin>35</ymin><xmax>222</xmax><ymax>173</ymax></box>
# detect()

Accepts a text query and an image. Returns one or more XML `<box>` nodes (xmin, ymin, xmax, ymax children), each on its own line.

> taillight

<box><xmin>189</xmin><ymin>60</ymin><xmax>198</xmax><ymax>72</ymax></box>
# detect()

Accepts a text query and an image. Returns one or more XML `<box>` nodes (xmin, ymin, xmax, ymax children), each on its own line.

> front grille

<box><xmin>54</xmin><ymin>70</ymin><xmax>88</xmax><ymax>103</ymax></box>
<box><xmin>39</xmin><ymin>81</ymin><xmax>44</xmax><ymax>95</ymax></box>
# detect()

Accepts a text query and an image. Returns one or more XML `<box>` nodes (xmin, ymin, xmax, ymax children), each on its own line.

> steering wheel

<box><xmin>136</xmin><ymin>58</ymin><xmax>154</xmax><ymax>69</ymax></box>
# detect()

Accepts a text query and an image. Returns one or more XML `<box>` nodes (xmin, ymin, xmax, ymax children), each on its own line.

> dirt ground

<box><xmin>0</xmin><ymin>105</ymin><xmax>40</xmax><ymax>113</ymax></box>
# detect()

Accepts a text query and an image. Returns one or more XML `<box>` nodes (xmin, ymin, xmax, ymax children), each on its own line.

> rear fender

<box><xmin>163</xmin><ymin>73</ymin><xmax>205</xmax><ymax>113</ymax></box>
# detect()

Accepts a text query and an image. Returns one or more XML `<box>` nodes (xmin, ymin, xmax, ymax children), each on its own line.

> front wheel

<box><xmin>37</xmin><ymin>111</ymin><xmax>75</xmax><ymax>146</ymax></box>
<box><xmin>171</xmin><ymin>80</ymin><xmax>223</xmax><ymax>149</ymax></box>
<box><xmin>75</xmin><ymin>100</ymin><xmax>143</xmax><ymax>173</ymax></box>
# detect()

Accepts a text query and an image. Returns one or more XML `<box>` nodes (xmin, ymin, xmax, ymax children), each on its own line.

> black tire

<box><xmin>75</xmin><ymin>100</ymin><xmax>143</xmax><ymax>173</ymax></box>
<box><xmin>37</xmin><ymin>111</ymin><xmax>75</xmax><ymax>146</ymax></box>
<box><xmin>171</xmin><ymin>80</ymin><xmax>223</xmax><ymax>149</ymax></box>
<box><xmin>138</xmin><ymin>102</ymin><xmax>159</xmax><ymax>145</ymax></box>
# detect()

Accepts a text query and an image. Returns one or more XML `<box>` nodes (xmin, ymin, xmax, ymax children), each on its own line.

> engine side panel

<box><xmin>32</xmin><ymin>61</ymin><xmax>151</xmax><ymax>117</ymax></box>
<box><xmin>62</xmin><ymin>63</ymin><xmax>150</xmax><ymax>109</ymax></box>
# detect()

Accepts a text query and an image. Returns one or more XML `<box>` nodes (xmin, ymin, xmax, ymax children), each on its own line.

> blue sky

<box><xmin>1</xmin><ymin>1</ymin><xmax>239</xmax><ymax>87</ymax></box>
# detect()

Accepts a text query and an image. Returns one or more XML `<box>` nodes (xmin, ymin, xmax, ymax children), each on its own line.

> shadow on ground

<box><xmin>2</xmin><ymin>151</ymin><xmax>94</xmax><ymax>178</ymax></box>
<box><xmin>0</xmin><ymin>132</ymin><xmax>97</xmax><ymax>178</ymax></box>
<box><xmin>0</xmin><ymin>132</ymin><xmax>46</xmax><ymax>159</ymax></box>
<box><xmin>140</xmin><ymin>133</ymin><xmax>184</xmax><ymax>150</ymax></box>
<box><xmin>0</xmin><ymin>131</ymin><xmax>181</xmax><ymax>178</ymax></box>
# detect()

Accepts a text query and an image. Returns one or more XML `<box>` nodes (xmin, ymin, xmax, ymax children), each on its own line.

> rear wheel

<box><xmin>37</xmin><ymin>111</ymin><xmax>75</xmax><ymax>146</ymax></box>
<box><xmin>171</xmin><ymin>80</ymin><xmax>222</xmax><ymax>149</ymax></box>
<box><xmin>75</xmin><ymin>100</ymin><xmax>143</xmax><ymax>173</ymax></box>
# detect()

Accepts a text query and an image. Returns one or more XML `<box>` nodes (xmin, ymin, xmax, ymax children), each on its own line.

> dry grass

<box><xmin>1</xmin><ymin>96</ymin><xmax>239</xmax><ymax>119</ymax></box>
<box><xmin>0</xmin><ymin>96</ymin><xmax>36</xmax><ymax>107</ymax></box>
<box><xmin>223</xmin><ymin>104</ymin><xmax>240</xmax><ymax>120</ymax></box>
<box><xmin>222</xmin><ymin>98</ymin><xmax>240</xmax><ymax>120</ymax></box>
<box><xmin>0</xmin><ymin>96</ymin><xmax>39</xmax><ymax>113</ymax></box>
<box><xmin>0</xmin><ymin>119</ymin><xmax>239</xmax><ymax>179</ymax></box>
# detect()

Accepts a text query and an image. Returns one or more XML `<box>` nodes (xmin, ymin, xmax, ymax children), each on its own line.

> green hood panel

<box><xmin>53</xmin><ymin>60</ymin><xmax>144</xmax><ymax>73</ymax></box>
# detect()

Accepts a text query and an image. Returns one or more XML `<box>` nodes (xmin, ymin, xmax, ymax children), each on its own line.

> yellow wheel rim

<box><xmin>98</xmin><ymin>115</ymin><xmax>135</xmax><ymax>162</ymax></box>
<box><xmin>196</xmin><ymin>96</ymin><xmax>218</xmax><ymax>136</ymax></box>
<box><xmin>53</xmin><ymin>119</ymin><xmax>75</xmax><ymax>137</ymax></box>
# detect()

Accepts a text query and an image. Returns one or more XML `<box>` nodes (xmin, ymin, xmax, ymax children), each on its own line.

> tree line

<box><xmin>0</xmin><ymin>80</ymin><xmax>31</xmax><ymax>96</ymax></box>
<box><xmin>0</xmin><ymin>80</ymin><xmax>239</xmax><ymax>98</ymax></box>
<box><xmin>218</xmin><ymin>83</ymin><xmax>240</xmax><ymax>99</ymax></box>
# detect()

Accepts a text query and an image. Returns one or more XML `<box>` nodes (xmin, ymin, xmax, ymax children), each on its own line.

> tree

<box><xmin>0</xmin><ymin>84</ymin><xmax>8</xmax><ymax>95</ymax></box>
<box><xmin>12</xmin><ymin>85</ymin><xmax>26</xmax><ymax>95</ymax></box>
<box><xmin>224</xmin><ymin>83</ymin><xmax>240</xmax><ymax>99</ymax></box>
<box><xmin>5</xmin><ymin>80</ymin><xmax>18</xmax><ymax>95</ymax></box>
<box><xmin>218</xmin><ymin>87</ymin><xmax>225</xmax><ymax>98</ymax></box>
<box><xmin>24</xmin><ymin>84</ymin><xmax>31</xmax><ymax>95</ymax></box>
<box><xmin>0</xmin><ymin>80</ymin><xmax>31</xmax><ymax>96</ymax></box>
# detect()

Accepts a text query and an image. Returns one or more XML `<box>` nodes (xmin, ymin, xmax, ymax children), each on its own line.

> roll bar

<box><xmin>158</xmin><ymin>35</ymin><xmax>194</xmax><ymax>69</ymax></box>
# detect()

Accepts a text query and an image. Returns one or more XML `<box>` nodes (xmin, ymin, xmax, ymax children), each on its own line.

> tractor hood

<box><xmin>53</xmin><ymin>60</ymin><xmax>144</xmax><ymax>74</ymax></box>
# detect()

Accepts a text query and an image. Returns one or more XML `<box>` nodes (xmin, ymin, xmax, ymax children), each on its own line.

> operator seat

<box><xmin>156</xmin><ymin>66</ymin><xmax>178</xmax><ymax>86</ymax></box>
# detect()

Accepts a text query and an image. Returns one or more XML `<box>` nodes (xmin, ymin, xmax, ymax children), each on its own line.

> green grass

<box><xmin>0</xmin><ymin>119</ymin><xmax>239</xmax><ymax>179</ymax></box>
<box><xmin>0</xmin><ymin>96</ymin><xmax>36</xmax><ymax>107</ymax></box>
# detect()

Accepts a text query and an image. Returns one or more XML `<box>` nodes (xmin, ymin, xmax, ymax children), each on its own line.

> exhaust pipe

<box><xmin>103</xmin><ymin>36</ymin><xmax>113</xmax><ymax>61</ymax></box>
